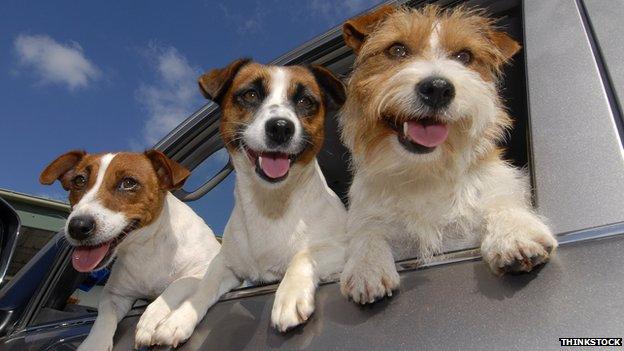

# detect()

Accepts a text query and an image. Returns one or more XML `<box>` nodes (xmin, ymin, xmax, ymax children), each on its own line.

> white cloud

<box><xmin>136</xmin><ymin>45</ymin><xmax>204</xmax><ymax>147</ymax></box>
<box><xmin>14</xmin><ymin>34</ymin><xmax>101</xmax><ymax>90</ymax></box>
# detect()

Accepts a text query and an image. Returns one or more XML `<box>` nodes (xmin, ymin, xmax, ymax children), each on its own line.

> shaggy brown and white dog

<box><xmin>339</xmin><ymin>5</ymin><xmax>558</xmax><ymax>304</ymax></box>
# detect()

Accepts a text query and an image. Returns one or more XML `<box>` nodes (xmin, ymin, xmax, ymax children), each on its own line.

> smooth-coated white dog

<box><xmin>40</xmin><ymin>150</ymin><xmax>220</xmax><ymax>350</ymax></box>
<box><xmin>338</xmin><ymin>5</ymin><xmax>558</xmax><ymax>304</ymax></box>
<box><xmin>147</xmin><ymin>59</ymin><xmax>348</xmax><ymax>346</ymax></box>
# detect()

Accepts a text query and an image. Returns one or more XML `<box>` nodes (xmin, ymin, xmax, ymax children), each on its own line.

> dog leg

<box><xmin>134</xmin><ymin>276</ymin><xmax>201</xmax><ymax>348</ymax></box>
<box><xmin>340</xmin><ymin>230</ymin><xmax>399</xmax><ymax>304</ymax></box>
<box><xmin>78</xmin><ymin>289</ymin><xmax>134</xmax><ymax>351</ymax></box>
<box><xmin>150</xmin><ymin>253</ymin><xmax>241</xmax><ymax>347</ymax></box>
<box><xmin>271</xmin><ymin>243</ymin><xmax>345</xmax><ymax>332</ymax></box>
<box><xmin>480</xmin><ymin>167</ymin><xmax>558</xmax><ymax>275</ymax></box>
<box><xmin>271</xmin><ymin>250</ymin><xmax>318</xmax><ymax>332</ymax></box>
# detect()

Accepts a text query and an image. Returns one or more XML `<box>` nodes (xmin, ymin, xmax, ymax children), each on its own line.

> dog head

<box><xmin>40</xmin><ymin>150</ymin><xmax>190</xmax><ymax>272</ymax></box>
<box><xmin>198</xmin><ymin>59</ymin><xmax>345</xmax><ymax>186</ymax></box>
<box><xmin>341</xmin><ymin>5</ymin><xmax>520</xmax><ymax>172</ymax></box>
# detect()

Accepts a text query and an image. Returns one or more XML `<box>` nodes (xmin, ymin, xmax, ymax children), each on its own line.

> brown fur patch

<box><xmin>41</xmin><ymin>151</ymin><xmax>190</xmax><ymax>228</ymax></box>
<box><xmin>285</xmin><ymin>65</ymin><xmax>326</xmax><ymax>166</ymax></box>
<box><xmin>218</xmin><ymin>62</ymin><xmax>271</xmax><ymax>154</ymax></box>
<box><xmin>40</xmin><ymin>150</ymin><xmax>86</xmax><ymax>190</ymax></box>
<box><xmin>95</xmin><ymin>153</ymin><xmax>165</xmax><ymax>227</ymax></box>
<box><xmin>343</xmin><ymin>4</ymin><xmax>397</xmax><ymax>53</ymax></box>
<box><xmin>62</xmin><ymin>153</ymin><xmax>105</xmax><ymax>205</ymax></box>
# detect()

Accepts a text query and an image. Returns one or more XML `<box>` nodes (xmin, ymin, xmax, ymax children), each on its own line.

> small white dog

<box><xmin>40</xmin><ymin>150</ymin><xmax>220</xmax><ymax>350</ymax></box>
<box><xmin>338</xmin><ymin>5</ymin><xmax>558</xmax><ymax>304</ymax></box>
<box><xmin>147</xmin><ymin>59</ymin><xmax>348</xmax><ymax>347</ymax></box>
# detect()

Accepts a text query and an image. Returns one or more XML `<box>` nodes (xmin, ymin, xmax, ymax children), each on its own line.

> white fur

<box><xmin>243</xmin><ymin>67</ymin><xmax>304</xmax><ymax>156</ymax></box>
<box><xmin>150</xmin><ymin>73</ymin><xmax>347</xmax><ymax>345</ymax></box>
<box><xmin>72</xmin><ymin>156</ymin><xmax>220</xmax><ymax>351</ymax></box>
<box><xmin>340</xmin><ymin>22</ymin><xmax>558</xmax><ymax>304</ymax></box>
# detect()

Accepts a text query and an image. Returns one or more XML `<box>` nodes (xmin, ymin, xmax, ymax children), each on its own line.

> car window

<box><xmin>31</xmin><ymin>249</ymin><xmax>149</xmax><ymax>326</ymax></box>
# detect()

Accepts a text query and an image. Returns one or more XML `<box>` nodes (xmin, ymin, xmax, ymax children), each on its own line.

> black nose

<box><xmin>67</xmin><ymin>216</ymin><xmax>96</xmax><ymax>240</ymax></box>
<box><xmin>416</xmin><ymin>77</ymin><xmax>455</xmax><ymax>109</ymax></box>
<box><xmin>265</xmin><ymin>118</ymin><xmax>295</xmax><ymax>146</ymax></box>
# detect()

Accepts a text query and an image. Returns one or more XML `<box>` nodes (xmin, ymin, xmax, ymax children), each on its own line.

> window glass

<box><xmin>32</xmin><ymin>254</ymin><xmax>148</xmax><ymax>326</ymax></box>
<box><xmin>183</xmin><ymin>149</ymin><xmax>234</xmax><ymax>236</ymax></box>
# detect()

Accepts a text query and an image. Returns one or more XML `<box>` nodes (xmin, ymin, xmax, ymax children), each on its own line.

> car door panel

<box><xmin>524</xmin><ymin>0</ymin><xmax>624</xmax><ymax>234</ymax></box>
<box><xmin>4</xmin><ymin>231</ymin><xmax>621</xmax><ymax>350</ymax></box>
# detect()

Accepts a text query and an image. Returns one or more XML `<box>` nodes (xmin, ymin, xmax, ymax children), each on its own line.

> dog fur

<box><xmin>148</xmin><ymin>60</ymin><xmax>348</xmax><ymax>346</ymax></box>
<box><xmin>338</xmin><ymin>5</ymin><xmax>558</xmax><ymax>304</ymax></box>
<box><xmin>40</xmin><ymin>150</ymin><xmax>220</xmax><ymax>350</ymax></box>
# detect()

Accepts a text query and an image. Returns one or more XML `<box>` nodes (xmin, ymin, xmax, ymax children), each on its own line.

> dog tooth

<box><xmin>403</xmin><ymin>122</ymin><xmax>409</xmax><ymax>136</ymax></box>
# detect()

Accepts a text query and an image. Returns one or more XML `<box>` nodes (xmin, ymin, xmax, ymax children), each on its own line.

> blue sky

<box><xmin>0</xmin><ymin>0</ymin><xmax>382</xmax><ymax>234</ymax></box>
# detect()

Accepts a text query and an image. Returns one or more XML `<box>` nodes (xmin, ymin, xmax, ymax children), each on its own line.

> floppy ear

<box><xmin>198</xmin><ymin>58</ymin><xmax>252</xmax><ymax>103</ymax></box>
<box><xmin>40</xmin><ymin>150</ymin><xmax>86</xmax><ymax>190</ymax></box>
<box><xmin>343</xmin><ymin>4</ymin><xmax>396</xmax><ymax>53</ymax></box>
<box><xmin>309</xmin><ymin>65</ymin><xmax>346</xmax><ymax>109</ymax></box>
<box><xmin>145</xmin><ymin>150</ymin><xmax>191</xmax><ymax>190</ymax></box>
<box><xmin>489</xmin><ymin>30</ymin><xmax>521</xmax><ymax>61</ymax></box>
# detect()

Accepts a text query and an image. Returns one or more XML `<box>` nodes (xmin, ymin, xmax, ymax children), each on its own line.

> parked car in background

<box><xmin>0</xmin><ymin>0</ymin><xmax>623</xmax><ymax>349</ymax></box>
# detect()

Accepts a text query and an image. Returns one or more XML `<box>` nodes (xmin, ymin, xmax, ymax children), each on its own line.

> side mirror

<box><xmin>0</xmin><ymin>197</ymin><xmax>20</xmax><ymax>286</ymax></box>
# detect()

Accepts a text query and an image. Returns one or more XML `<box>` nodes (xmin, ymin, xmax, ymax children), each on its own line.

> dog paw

<box><xmin>271</xmin><ymin>279</ymin><xmax>316</xmax><ymax>332</ymax></box>
<box><xmin>340</xmin><ymin>257</ymin><xmax>399</xmax><ymax>304</ymax></box>
<box><xmin>78</xmin><ymin>335</ymin><xmax>113</xmax><ymax>351</ymax></box>
<box><xmin>150</xmin><ymin>304</ymin><xmax>198</xmax><ymax>348</ymax></box>
<box><xmin>481</xmin><ymin>227</ymin><xmax>558</xmax><ymax>275</ymax></box>
<box><xmin>134</xmin><ymin>301</ymin><xmax>171</xmax><ymax>348</ymax></box>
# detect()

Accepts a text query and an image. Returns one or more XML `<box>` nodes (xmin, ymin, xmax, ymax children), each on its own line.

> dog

<box><xmin>142</xmin><ymin>59</ymin><xmax>348</xmax><ymax>346</ymax></box>
<box><xmin>338</xmin><ymin>5</ymin><xmax>558</xmax><ymax>304</ymax></box>
<box><xmin>40</xmin><ymin>150</ymin><xmax>220</xmax><ymax>350</ymax></box>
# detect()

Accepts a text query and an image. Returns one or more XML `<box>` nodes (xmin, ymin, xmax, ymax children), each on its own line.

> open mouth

<box><xmin>386</xmin><ymin>116</ymin><xmax>449</xmax><ymax>154</ymax></box>
<box><xmin>245</xmin><ymin>148</ymin><xmax>298</xmax><ymax>183</ymax></box>
<box><xmin>71</xmin><ymin>220</ymin><xmax>138</xmax><ymax>272</ymax></box>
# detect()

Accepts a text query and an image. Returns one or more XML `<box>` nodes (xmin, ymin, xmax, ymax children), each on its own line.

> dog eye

<box><xmin>242</xmin><ymin>89</ymin><xmax>260</xmax><ymax>104</ymax></box>
<box><xmin>387</xmin><ymin>44</ymin><xmax>408</xmax><ymax>58</ymax></box>
<box><xmin>296</xmin><ymin>96</ymin><xmax>313</xmax><ymax>109</ymax></box>
<box><xmin>118</xmin><ymin>177</ymin><xmax>139</xmax><ymax>191</ymax></box>
<box><xmin>72</xmin><ymin>175</ymin><xmax>87</xmax><ymax>189</ymax></box>
<box><xmin>453</xmin><ymin>50</ymin><xmax>473</xmax><ymax>65</ymax></box>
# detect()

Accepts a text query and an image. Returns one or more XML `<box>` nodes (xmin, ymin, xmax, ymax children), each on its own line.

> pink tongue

<box><xmin>259</xmin><ymin>153</ymin><xmax>291</xmax><ymax>179</ymax></box>
<box><xmin>72</xmin><ymin>242</ymin><xmax>111</xmax><ymax>272</ymax></box>
<box><xmin>405</xmin><ymin>121</ymin><xmax>449</xmax><ymax>147</ymax></box>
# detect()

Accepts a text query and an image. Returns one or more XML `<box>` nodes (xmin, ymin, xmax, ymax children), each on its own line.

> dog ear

<box><xmin>40</xmin><ymin>150</ymin><xmax>86</xmax><ymax>190</ymax></box>
<box><xmin>198</xmin><ymin>58</ymin><xmax>252</xmax><ymax>103</ymax></box>
<box><xmin>145</xmin><ymin>150</ymin><xmax>191</xmax><ymax>191</ymax></box>
<box><xmin>309</xmin><ymin>65</ymin><xmax>346</xmax><ymax>108</ymax></box>
<box><xmin>343</xmin><ymin>4</ymin><xmax>396</xmax><ymax>53</ymax></box>
<box><xmin>489</xmin><ymin>31</ymin><xmax>521</xmax><ymax>61</ymax></box>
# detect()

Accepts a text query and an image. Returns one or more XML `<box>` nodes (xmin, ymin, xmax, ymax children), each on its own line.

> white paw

<box><xmin>78</xmin><ymin>334</ymin><xmax>113</xmax><ymax>351</ymax></box>
<box><xmin>151</xmin><ymin>304</ymin><xmax>198</xmax><ymax>348</ymax></box>
<box><xmin>134</xmin><ymin>300</ymin><xmax>171</xmax><ymax>348</ymax></box>
<box><xmin>481</xmin><ymin>225</ymin><xmax>558</xmax><ymax>275</ymax></box>
<box><xmin>271</xmin><ymin>279</ymin><xmax>316</xmax><ymax>332</ymax></box>
<box><xmin>340</xmin><ymin>256</ymin><xmax>399</xmax><ymax>305</ymax></box>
